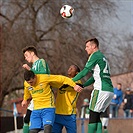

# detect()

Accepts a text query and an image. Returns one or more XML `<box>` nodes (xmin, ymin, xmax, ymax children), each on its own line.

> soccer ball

<box><xmin>60</xmin><ymin>5</ymin><xmax>74</xmax><ymax>18</ymax></box>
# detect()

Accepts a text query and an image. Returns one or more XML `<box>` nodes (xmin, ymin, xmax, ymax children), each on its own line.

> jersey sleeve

<box><xmin>45</xmin><ymin>61</ymin><xmax>50</xmax><ymax>74</ymax></box>
<box><xmin>59</xmin><ymin>79</ymin><xmax>82</xmax><ymax>90</ymax></box>
<box><xmin>47</xmin><ymin>75</ymin><xmax>76</xmax><ymax>88</ymax></box>
<box><xmin>73</xmin><ymin>54</ymin><xmax>97</xmax><ymax>82</ymax></box>
<box><xmin>23</xmin><ymin>82</ymin><xmax>31</xmax><ymax>101</ymax></box>
<box><xmin>83</xmin><ymin>76</ymin><xmax>95</xmax><ymax>87</ymax></box>
<box><xmin>72</xmin><ymin>67</ymin><xmax>89</xmax><ymax>82</ymax></box>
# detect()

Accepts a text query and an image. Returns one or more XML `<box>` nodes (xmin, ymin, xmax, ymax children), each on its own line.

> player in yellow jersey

<box><xmin>22</xmin><ymin>70</ymin><xmax>82</xmax><ymax>133</ymax></box>
<box><xmin>52</xmin><ymin>65</ymin><xmax>82</xmax><ymax>133</ymax></box>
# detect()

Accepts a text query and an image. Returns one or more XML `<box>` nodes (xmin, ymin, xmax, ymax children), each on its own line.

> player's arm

<box><xmin>41</xmin><ymin>59</ymin><xmax>50</xmax><ymax>74</ymax></box>
<box><xmin>22</xmin><ymin>64</ymin><xmax>31</xmax><ymax>70</ymax></box>
<box><xmin>72</xmin><ymin>67</ymin><xmax>90</xmax><ymax>81</ymax></box>
<box><xmin>48</xmin><ymin>75</ymin><xmax>82</xmax><ymax>92</ymax></box>
<box><xmin>22</xmin><ymin>82</ymin><xmax>31</xmax><ymax>104</ymax></box>
<box><xmin>58</xmin><ymin>76</ymin><xmax>83</xmax><ymax>90</ymax></box>
<box><xmin>49</xmin><ymin>75</ymin><xmax>76</xmax><ymax>88</ymax></box>
<box><xmin>59</xmin><ymin>80</ymin><xmax>83</xmax><ymax>90</ymax></box>
<box><xmin>22</xmin><ymin>90</ymin><xmax>31</xmax><ymax>107</ymax></box>
<box><xmin>83</xmin><ymin>76</ymin><xmax>95</xmax><ymax>87</ymax></box>
<box><xmin>73</xmin><ymin>55</ymin><xmax>96</xmax><ymax>82</ymax></box>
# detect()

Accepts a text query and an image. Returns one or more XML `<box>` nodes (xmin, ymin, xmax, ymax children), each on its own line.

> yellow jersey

<box><xmin>55</xmin><ymin>80</ymin><xmax>82</xmax><ymax>115</ymax></box>
<box><xmin>24</xmin><ymin>74</ymin><xmax>76</xmax><ymax>110</ymax></box>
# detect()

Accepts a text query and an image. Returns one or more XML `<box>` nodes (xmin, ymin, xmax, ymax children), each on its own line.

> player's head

<box><xmin>22</xmin><ymin>46</ymin><xmax>38</xmax><ymax>63</ymax></box>
<box><xmin>85</xmin><ymin>38</ymin><xmax>99</xmax><ymax>55</ymax></box>
<box><xmin>24</xmin><ymin>70</ymin><xmax>37</xmax><ymax>86</ymax></box>
<box><xmin>67</xmin><ymin>64</ymin><xmax>80</xmax><ymax>78</ymax></box>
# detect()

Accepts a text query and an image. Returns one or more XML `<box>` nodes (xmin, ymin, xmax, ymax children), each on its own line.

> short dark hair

<box><xmin>24</xmin><ymin>70</ymin><xmax>35</xmax><ymax>81</ymax></box>
<box><xmin>22</xmin><ymin>46</ymin><xmax>38</xmax><ymax>56</ymax></box>
<box><xmin>74</xmin><ymin>64</ymin><xmax>80</xmax><ymax>72</ymax></box>
<box><xmin>86</xmin><ymin>38</ymin><xmax>99</xmax><ymax>47</ymax></box>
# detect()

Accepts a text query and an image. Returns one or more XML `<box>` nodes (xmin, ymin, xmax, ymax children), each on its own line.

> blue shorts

<box><xmin>29</xmin><ymin>108</ymin><xmax>55</xmax><ymax>130</ymax></box>
<box><xmin>52</xmin><ymin>114</ymin><xmax>77</xmax><ymax>133</ymax></box>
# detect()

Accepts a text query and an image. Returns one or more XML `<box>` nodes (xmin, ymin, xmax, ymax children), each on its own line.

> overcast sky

<box><xmin>112</xmin><ymin>0</ymin><xmax>133</xmax><ymax>35</ymax></box>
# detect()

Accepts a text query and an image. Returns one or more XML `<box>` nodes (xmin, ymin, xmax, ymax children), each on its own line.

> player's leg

<box><xmin>96</xmin><ymin>91</ymin><xmax>113</xmax><ymax>133</ymax></box>
<box><xmin>52</xmin><ymin>122</ymin><xmax>62</xmax><ymax>133</ymax></box>
<box><xmin>29</xmin><ymin>110</ymin><xmax>42</xmax><ymax>132</ymax></box>
<box><xmin>88</xmin><ymin>90</ymin><xmax>113</xmax><ymax>133</ymax></box>
<box><xmin>23</xmin><ymin>100</ymin><xmax>34</xmax><ymax>133</ymax></box>
<box><xmin>64</xmin><ymin>114</ymin><xmax>77</xmax><ymax>133</ymax></box>
<box><xmin>88</xmin><ymin>90</ymin><xmax>102</xmax><ymax>133</ymax></box>
<box><xmin>52</xmin><ymin>114</ymin><xmax>63</xmax><ymax>133</ymax></box>
<box><xmin>88</xmin><ymin>110</ymin><xmax>102</xmax><ymax>133</ymax></box>
<box><xmin>101</xmin><ymin>109</ymin><xmax>109</xmax><ymax>133</ymax></box>
<box><xmin>44</xmin><ymin>125</ymin><xmax>52</xmax><ymax>133</ymax></box>
<box><xmin>23</xmin><ymin>109</ymin><xmax>32</xmax><ymax>133</ymax></box>
<box><xmin>101</xmin><ymin>117</ymin><xmax>109</xmax><ymax>133</ymax></box>
<box><xmin>41</xmin><ymin>108</ymin><xmax>55</xmax><ymax>133</ymax></box>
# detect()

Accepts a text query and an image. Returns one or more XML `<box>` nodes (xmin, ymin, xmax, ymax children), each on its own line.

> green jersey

<box><xmin>31</xmin><ymin>59</ymin><xmax>50</xmax><ymax>74</ymax></box>
<box><xmin>73</xmin><ymin>50</ymin><xmax>113</xmax><ymax>92</ymax></box>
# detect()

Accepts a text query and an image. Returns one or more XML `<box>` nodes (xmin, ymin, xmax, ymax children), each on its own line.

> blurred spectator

<box><xmin>123</xmin><ymin>88</ymin><xmax>133</xmax><ymax>118</ymax></box>
<box><xmin>109</xmin><ymin>83</ymin><xmax>123</xmax><ymax>118</ymax></box>
<box><xmin>80</xmin><ymin>98</ymin><xmax>90</xmax><ymax>119</ymax></box>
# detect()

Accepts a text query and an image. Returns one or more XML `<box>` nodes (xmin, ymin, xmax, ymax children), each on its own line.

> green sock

<box><xmin>88</xmin><ymin>123</ymin><xmax>97</xmax><ymax>133</ymax></box>
<box><xmin>23</xmin><ymin>123</ymin><xmax>29</xmax><ymax>133</ymax></box>
<box><xmin>96</xmin><ymin>122</ymin><xmax>102</xmax><ymax>133</ymax></box>
<box><xmin>104</xmin><ymin>129</ymin><xmax>108</xmax><ymax>133</ymax></box>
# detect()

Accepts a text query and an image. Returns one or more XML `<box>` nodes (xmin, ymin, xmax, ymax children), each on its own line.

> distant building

<box><xmin>111</xmin><ymin>72</ymin><xmax>133</xmax><ymax>92</ymax></box>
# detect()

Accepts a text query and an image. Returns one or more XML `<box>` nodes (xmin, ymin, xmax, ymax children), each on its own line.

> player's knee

<box><xmin>104</xmin><ymin>126</ymin><xmax>107</xmax><ymax>129</ymax></box>
<box><xmin>44</xmin><ymin>124</ymin><xmax>52</xmax><ymax>133</ymax></box>
<box><xmin>24</xmin><ymin>116</ymin><xmax>30</xmax><ymax>124</ymax></box>
<box><xmin>24</xmin><ymin>110</ymin><xmax>32</xmax><ymax>124</ymax></box>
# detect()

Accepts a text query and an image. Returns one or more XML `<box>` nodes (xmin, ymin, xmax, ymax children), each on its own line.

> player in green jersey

<box><xmin>73</xmin><ymin>38</ymin><xmax>114</xmax><ymax>133</ymax></box>
<box><xmin>22</xmin><ymin>46</ymin><xmax>50</xmax><ymax>74</ymax></box>
<box><xmin>22</xmin><ymin>46</ymin><xmax>50</xmax><ymax>133</ymax></box>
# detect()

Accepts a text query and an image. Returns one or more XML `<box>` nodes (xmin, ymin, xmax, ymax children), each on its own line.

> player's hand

<box><xmin>22</xmin><ymin>64</ymin><xmax>31</xmax><ymax>70</ymax></box>
<box><xmin>21</xmin><ymin>100</ymin><xmax>27</xmax><ymax>107</ymax></box>
<box><xmin>74</xmin><ymin>85</ymin><xmax>83</xmax><ymax>92</ymax></box>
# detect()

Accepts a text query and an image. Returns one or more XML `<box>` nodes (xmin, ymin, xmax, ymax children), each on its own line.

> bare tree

<box><xmin>105</xmin><ymin>34</ymin><xmax>133</xmax><ymax>75</ymax></box>
<box><xmin>0</xmin><ymin>0</ymin><xmax>123</xmax><ymax>108</ymax></box>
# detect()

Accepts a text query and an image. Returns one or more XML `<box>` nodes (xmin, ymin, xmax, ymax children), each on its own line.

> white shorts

<box><xmin>27</xmin><ymin>99</ymin><xmax>34</xmax><ymax>111</ymax></box>
<box><xmin>89</xmin><ymin>89</ymin><xmax>114</xmax><ymax>112</ymax></box>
